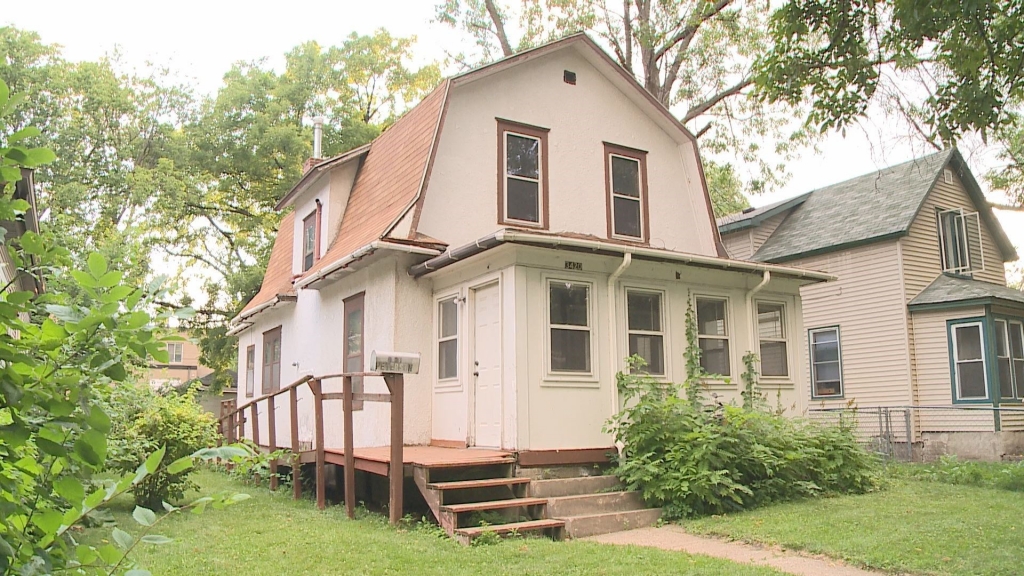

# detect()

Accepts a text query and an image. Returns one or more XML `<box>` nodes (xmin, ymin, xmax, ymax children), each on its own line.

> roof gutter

<box><xmin>410</xmin><ymin>230</ymin><xmax>835</xmax><ymax>282</ymax></box>
<box><xmin>295</xmin><ymin>239</ymin><xmax>443</xmax><ymax>290</ymax></box>
<box><xmin>228</xmin><ymin>294</ymin><xmax>298</xmax><ymax>334</ymax></box>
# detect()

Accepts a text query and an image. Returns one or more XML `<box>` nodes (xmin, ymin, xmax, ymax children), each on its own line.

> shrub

<box><xmin>102</xmin><ymin>382</ymin><xmax>219</xmax><ymax>508</ymax></box>
<box><xmin>607</xmin><ymin>363</ymin><xmax>880</xmax><ymax>519</ymax></box>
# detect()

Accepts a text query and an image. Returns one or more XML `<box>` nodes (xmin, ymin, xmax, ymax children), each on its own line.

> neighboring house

<box><xmin>145</xmin><ymin>333</ymin><xmax>213</xmax><ymax>390</ymax></box>
<box><xmin>718</xmin><ymin>149</ymin><xmax>1024</xmax><ymax>458</ymax></box>
<box><xmin>1</xmin><ymin>168</ymin><xmax>42</xmax><ymax>295</ymax></box>
<box><xmin>229</xmin><ymin>34</ymin><xmax>830</xmax><ymax>460</ymax></box>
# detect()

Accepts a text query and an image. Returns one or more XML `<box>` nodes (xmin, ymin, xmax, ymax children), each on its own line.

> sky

<box><xmin>5</xmin><ymin>0</ymin><xmax>1023</xmax><ymax>277</ymax></box>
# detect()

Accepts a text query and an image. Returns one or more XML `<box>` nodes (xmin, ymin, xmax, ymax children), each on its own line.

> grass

<box><xmin>683</xmin><ymin>476</ymin><xmax>1024</xmax><ymax>576</ymax></box>
<box><xmin>82</xmin><ymin>469</ymin><xmax>783</xmax><ymax>576</ymax></box>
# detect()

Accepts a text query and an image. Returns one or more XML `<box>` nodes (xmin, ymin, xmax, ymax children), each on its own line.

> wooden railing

<box><xmin>217</xmin><ymin>371</ymin><xmax>406</xmax><ymax>524</ymax></box>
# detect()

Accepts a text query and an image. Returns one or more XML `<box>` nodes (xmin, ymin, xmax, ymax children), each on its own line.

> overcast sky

<box><xmin>6</xmin><ymin>0</ymin><xmax>1023</xmax><ymax>273</ymax></box>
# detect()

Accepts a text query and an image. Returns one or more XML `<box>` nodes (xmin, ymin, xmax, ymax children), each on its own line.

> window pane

<box><xmin>506</xmin><ymin>134</ymin><xmax>539</xmax><ymax>179</ymax></box>
<box><xmin>611</xmin><ymin>156</ymin><xmax>640</xmax><ymax>198</ymax></box>
<box><xmin>815</xmin><ymin>361</ymin><xmax>841</xmax><ymax>384</ymax></box>
<box><xmin>696</xmin><ymin>299</ymin><xmax>727</xmax><ymax>336</ymax></box>
<box><xmin>305</xmin><ymin>223</ymin><xmax>315</xmax><ymax>252</ymax></box>
<box><xmin>813</xmin><ymin>338</ymin><xmax>840</xmax><ymax>363</ymax></box>
<box><xmin>760</xmin><ymin>341</ymin><xmax>788</xmax><ymax>377</ymax></box>
<box><xmin>1012</xmin><ymin>324</ymin><xmax>1024</xmax><ymax>359</ymax></box>
<box><xmin>629</xmin><ymin>334</ymin><xmax>664</xmax><ymax>374</ymax></box>
<box><xmin>757</xmin><ymin>304</ymin><xmax>784</xmax><ymax>339</ymax></box>
<box><xmin>346</xmin><ymin>309</ymin><xmax>362</xmax><ymax>356</ymax></box>
<box><xmin>438</xmin><ymin>340</ymin><xmax>458</xmax><ymax>380</ymax></box>
<box><xmin>627</xmin><ymin>291</ymin><xmax>660</xmax><ymax>332</ymax></box>
<box><xmin>958</xmin><ymin>361</ymin><xmax>987</xmax><ymax>398</ymax></box>
<box><xmin>613</xmin><ymin>196</ymin><xmax>642</xmax><ymax>237</ymax></box>
<box><xmin>1015</xmin><ymin>360</ymin><xmax>1024</xmax><ymax>396</ymax></box>
<box><xmin>814</xmin><ymin>377</ymin><xmax>842</xmax><ymax>397</ymax></box>
<box><xmin>999</xmin><ymin>358</ymin><xmax>1014</xmax><ymax>398</ymax></box>
<box><xmin>955</xmin><ymin>325</ymin><xmax>983</xmax><ymax>361</ymax></box>
<box><xmin>304</xmin><ymin>252</ymin><xmax>314</xmax><ymax>271</ymax></box>
<box><xmin>996</xmin><ymin>320</ymin><xmax>1009</xmax><ymax>356</ymax></box>
<box><xmin>506</xmin><ymin>178</ymin><xmax>539</xmax><ymax>222</ymax></box>
<box><xmin>550</xmin><ymin>283</ymin><xmax>589</xmax><ymax>326</ymax></box>
<box><xmin>439</xmin><ymin>299</ymin><xmax>458</xmax><ymax>338</ymax></box>
<box><xmin>699</xmin><ymin>337</ymin><xmax>730</xmax><ymax>376</ymax></box>
<box><xmin>551</xmin><ymin>329</ymin><xmax>591</xmax><ymax>372</ymax></box>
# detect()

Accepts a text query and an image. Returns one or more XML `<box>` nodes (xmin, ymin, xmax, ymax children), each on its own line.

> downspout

<box><xmin>747</xmin><ymin>270</ymin><xmax>771</xmax><ymax>358</ymax></box>
<box><xmin>608</xmin><ymin>252</ymin><xmax>632</xmax><ymax>443</ymax></box>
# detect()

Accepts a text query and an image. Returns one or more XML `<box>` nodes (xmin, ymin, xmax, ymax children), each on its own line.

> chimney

<box><xmin>312</xmin><ymin>116</ymin><xmax>325</xmax><ymax>159</ymax></box>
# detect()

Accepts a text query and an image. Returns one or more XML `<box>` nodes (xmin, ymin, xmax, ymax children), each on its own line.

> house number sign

<box><xmin>564</xmin><ymin>261</ymin><xmax>583</xmax><ymax>271</ymax></box>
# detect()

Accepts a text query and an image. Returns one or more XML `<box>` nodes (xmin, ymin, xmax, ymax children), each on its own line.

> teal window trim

<box><xmin>808</xmin><ymin>325</ymin><xmax>844</xmax><ymax>400</ymax></box>
<box><xmin>947</xmin><ymin>316</ymin><xmax>992</xmax><ymax>404</ymax></box>
<box><xmin>989</xmin><ymin>313</ymin><xmax>1024</xmax><ymax>402</ymax></box>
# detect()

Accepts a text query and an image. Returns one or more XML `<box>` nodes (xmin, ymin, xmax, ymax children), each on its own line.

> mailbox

<box><xmin>369</xmin><ymin>351</ymin><xmax>421</xmax><ymax>374</ymax></box>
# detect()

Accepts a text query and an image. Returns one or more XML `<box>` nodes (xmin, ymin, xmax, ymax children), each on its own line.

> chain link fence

<box><xmin>807</xmin><ymin>405</ymin><xmax>1024</xmax><ymax>462</ymax></box>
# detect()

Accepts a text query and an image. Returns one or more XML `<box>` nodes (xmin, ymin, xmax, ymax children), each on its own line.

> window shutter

<box><xmin>961</xmin><ymin>211</ymin><xmax>985</xmax><ymax>273</ymax></box>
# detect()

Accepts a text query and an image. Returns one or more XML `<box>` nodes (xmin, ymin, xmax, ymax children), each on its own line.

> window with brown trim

<box><xmin>344</xmin><ymin>292</ymin><xmax>365</xmax><ymax>410</ymax></box>
<box><xmin>262</xmin><ymin>327</ymin><xmax>282</xmax><ymax>394</ymax></box>
<box><xmin>302</xmin><ymin>211</ymin><xmax>317</xmax><ymax>272</ymax></box>
<box><xmin>497</xmin><ymin>119</ymin><xmax>549</xmax><ymax>228</ymax></box>
<box><xmin>245</xmin><ymin>345</ymin><xmax>255</xmax><ymax>397</ymax></box>
<box><xmin>604</xmin><ymin>143</ymin><xmax>649</xmax><ymax>242</ymax></box>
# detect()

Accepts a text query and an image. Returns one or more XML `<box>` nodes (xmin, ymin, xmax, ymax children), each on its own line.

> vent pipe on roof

<box><xmin>312</xmin><ymin>116</ymin><xmax>325</xmax><ymax>159</ymax></box>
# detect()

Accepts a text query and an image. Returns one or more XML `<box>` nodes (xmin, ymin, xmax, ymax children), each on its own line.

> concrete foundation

<box><xmin>920</xmin><ymin>431</ymin><xmax>1024</xmax><ymax>461</ymax></box>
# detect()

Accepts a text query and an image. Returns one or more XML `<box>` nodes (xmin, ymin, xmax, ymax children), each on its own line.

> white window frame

<box><xmin>755</xmin><ymin>300</ymin><xmax>790</xmax><ymax>379</ymax></box>
<box><xmin>544</xmin><ymin>276</ymin><xmax>598</xmax><ymax>385</ymax></box>
<box><xmin>302</xmin><ymin>211</ymin><xmax>317</xmax><ymax>272</ymax></box>
<box><xmin>625</xmin><ymin>287</ymin><xmax>667</xmax><ymax>376</ymax></box>
<box><xmin>245</xmin><ymin>345</ymin><xmax>255</xmax><ymax>398</ymax></box>
<box><xmin>435</xmin><ymin>293</ymin><xmax>460</xmax><ymax>387</ymax></box>
<box><xmin>503</xmin><ymin>130</ymin><xmax>544</xmax><ymax>227</ymax></box>
<box><xmin>996</xmin><ymin>319</ymin><xmax>1015</xmax><ymax>399</ymax></box>
<box><xmin>694</xmin><ymin>294</ymin><xmax>733</xmax><ymax>379</ymax></box>
<box><xmin>809</xmin><ymin>326</ymin><xmax>844</xmax><ymax>399</ymax></box>
<box><xmin>166</xmin><ymin>342</ymin><xmax>183</xmax><ymax>364</ymax></box>
<box><xmin>951</xmin><ymin>322</ymin><xmax>989</xmax><ymax>401</ymax></box>
<box><xmin>1011</xmin><ymin>321</ymin><xmax>1024</xmax><ymax>401</ymax></box>
<box><xmin>937</xmin><ymin>208</ymin><xmax>985</xmax><ymax>274</ymax></box>
<box><xmin>608</xmin><ymin>153</ymin><xmax>645</xmax><ymax>241</ymax></box>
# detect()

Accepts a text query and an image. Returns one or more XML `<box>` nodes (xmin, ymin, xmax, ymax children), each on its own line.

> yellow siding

<box><xmin>721</xmin><ymin>230</ymin><xmax>754</xmax><ymax>260</ymax></box>
<box><xmin>792</xmin><ymin>241</ymin><xmax>912</xmax><ymax>408</ymax></box>
<box><xmin>900</xmin><ymin>174</ymin><xmax>1007</xmax><ymax>302</ymax></box>
<box><xmin>910</xmin><ymin>308</ymin><xmax>993</xmax><ymax>432</ymax></box>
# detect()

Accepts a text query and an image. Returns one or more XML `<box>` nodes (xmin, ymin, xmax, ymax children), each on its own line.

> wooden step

<box><xmin>440</xmin><ymin>497</ymin><xmax>547</xmax><ymax>514</ymax></box>
<box><xmin>454</xmin><ymin>518</ymin><xmax>565</xmax><ymax>542</ymax></box>
<box><xmin>428</xmin><ymin>477</ymin><xmax>530</xmax><ymax>491</ymax></box>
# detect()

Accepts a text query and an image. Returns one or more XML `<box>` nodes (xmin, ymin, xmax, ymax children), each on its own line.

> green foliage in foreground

<box><xmin>685</xmin><ymin>477</ymin><xmax>1024</xmax><ymax>576</ymax></box>
<box><xmin>100</xmin><ymin>383</ymin><xmax>219</xmax><ymax>508</ymax></box>
<box><xmin>891</xmin><ymin>455</ymin><xmax>1024</xmax><ymax>492</ymax></box>
<box><xmin>85</xmin><ymin>470</ymin><xmax>785</xmax><ymax>576</ymax></box>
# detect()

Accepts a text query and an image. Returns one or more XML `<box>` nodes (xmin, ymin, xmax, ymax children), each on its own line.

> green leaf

<box><xmin>230</xmin><ymin>493</ymin><xmax>251</xmax><ymax>503</ymax></box>
<box><xmin>36</xmin><ymin>437</ymin><xmax>67</xmax><ymax>457</ymax></box>
<box><xmin>71</xmin><ymin>269</ymin><xmax>97</xmax><ymax>289</ymax></box>
<box><xmin>112</xmin><ymin>527</ymin><xmax>134</xmax><ymax>550</ymax></box>
<box><xmin>74</xmin><ymin>429</ymin><xmax>107</xmax><ymax>467</ymax></box>
<box><xmin>162</xmin><ymin>501</ymin><xmax>177</xmax><ymax>513</ymax></box>
<box><xmin>7</xmin><ymin>126</ymin><xmax>40</xmax><ymax>144</ymax></box>
<box><xmin>84</xmin><ymin>488</ymin><xmax>106</xmax><ymax>510</ymax></box>
<box><xmin>144</xmin><ymin>446</ymin><xmax>166</xmax><ymax>474</ymax></box>
<box><xmin>132</xmin><ymin>506</ymin><xmax>157</xmax><ymax>527</ymax></box>
<box><xmin>96</xmin><ymin>543</ymin><xmax>122</xmax><ymax>565</ymax></box>
<box><xmin>32</xmin><ymin>509</ymin><xmax>63</xmax><ymax>535</ymax></box>
<box><xmin>0</xmin><ymin>535</ymin><xmax>13</xmax><ymax>558</ymax></box>
<box><xmin>166</xmin><ymin>456</ymin><xmax>193</xmax><ymax>475</ymax></box>
<box><xmin>85</xmin><ymin>406</ymin><xmax>111</xmax><ymax>434</ymax></box>
<box><xmin>140</xmin><ymin>535</ymin><xmax>172</xmax><ymax>545</ymax></box>
<box><xmin>20</xmin><ymin>232</ymin><xmax>45</xmax><ymax>255</ymax></box>
<box><xmin>0</xmin><ymin>80</ymin><xmax>9</xmax><ymax>108</ymax></box>
<box><xmin>53</xmin><ymin>476</ymin><xmax>85</xmax><ymax>506</ymax></box>
<box><xmin>96</xmin><ymin>270</ymin><xmax>123</xmax><ymax>288</ymax></box>
<box><xmin>24</xmin><ymin>147</ymin><xmax>56</xmax><ymax>166</ymax></box>
<box><xmin>87</xmin><ymin>252</ymin><xmax>108</xmax><ymax>278</ymax></box>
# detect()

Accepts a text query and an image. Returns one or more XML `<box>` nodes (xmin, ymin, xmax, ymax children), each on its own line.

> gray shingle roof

<box><xmin>717</xmin><ymin>193</ymin><xmax>811</xmax><ymax>234</ymax></box>
<box><xmin>908</xmin><ymin>274</ymin><xmax>1024</xmax><ymax>309</ymax></box>
<box><xmin>751</xmin><ymin>150</ymin><xmax>956</xmax><ymax>263</ymax></box>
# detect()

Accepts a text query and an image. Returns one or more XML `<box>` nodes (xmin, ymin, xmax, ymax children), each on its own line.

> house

<box><xmin>1</xmin><ymin>168</ymin><xmax>42</xmax><ymax>295</ymax></box>
<box><xmin>226</xmin><ymin>34</ymin><xmax>831</xmax><ymax>537</ymax></box>
<box><xmin>718</xmin><ymin>149</ymin><xmax>1024</xmax><ymax>459</ymax></box>
<box><xmin>145</xmin><ymin>333</ymin><xmax>213</xmax><ymax>390</ymax></box>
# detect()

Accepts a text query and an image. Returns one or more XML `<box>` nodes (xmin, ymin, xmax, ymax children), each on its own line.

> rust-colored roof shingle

<box><xmin>240</xmin><ymin>212</ymin><xmax>296</xmax><ymax>314</ymax></box>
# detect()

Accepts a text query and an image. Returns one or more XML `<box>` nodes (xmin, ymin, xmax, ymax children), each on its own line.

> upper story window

<box><xmin>937</xmin><ymin>208</ymin><xmax>984</xmax><ymax>274</ymax></box>
<box><xmin>604</xmin><ymin>143</ymin><xmax>649</xmax><ymax>242</ymax></box>
<box><xmin>166</xmin><ymin>342</ymin><xmax>183</xmax><ymax>364</ymax></box>
<box><xmin>809</xmin><ymin>327</ymin><xmax>843</xmax><ymax>398</ymax></box>
<box><xmin>695</xmin><ymin>296</ymin><xmax>730</xmax><ymax>376</ymax></box>
<box><xmin>756</xmin><ymin>302</ymin><xmax>789</xmax><ymax>377</ymax></box>
<box><xmin>302</xmin><ymin>210</ymin><xmax>318</xmax><ymax>272</ymax></box>
<box><xmin>498</xmin><ymin>119</ymin><xmax>548</xmax><ymax>228</ymax></box>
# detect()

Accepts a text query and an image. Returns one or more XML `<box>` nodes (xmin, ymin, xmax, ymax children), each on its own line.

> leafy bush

<box><xmin>102</xmin><ymin>383</ymin><xmax>219</xmax><ymax>508</ymax></box>
<box><xmin>608</xmin><ymin>357</ymin><xmax>880</xmax><ymax>519</ymax></box>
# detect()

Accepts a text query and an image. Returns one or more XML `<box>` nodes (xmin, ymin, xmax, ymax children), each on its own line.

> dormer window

<box><xmin>937</xmin><ymin>208</ymin><xmax>984</xmax><ymax>274</ymax></box>
<box><xmin>498</xmin><ymin>119</ymin><xmax>548</xmax><ymax>228</ymax></box>
<box><xmin>302</xmin><ymin>210</ymin><xmax>317</xmax><ymax>272</ymax></box>
<box><xmin>604</xmin><ymin>143</ymin><xmax>649</xmax><ymax>242</ymax></box>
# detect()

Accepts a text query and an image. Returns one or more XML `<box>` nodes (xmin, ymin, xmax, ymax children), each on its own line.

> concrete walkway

<box><xmin>585</xmin><ymin>525</ymin><xmax>887</xmax><ymax>576</ymax></box>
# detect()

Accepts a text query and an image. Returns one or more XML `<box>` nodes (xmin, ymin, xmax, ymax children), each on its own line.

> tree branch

<box><xmin>484</xmin><ymin>0</ymin><xmax>514</xmax><ymax>56</ymax></box>
<box><xmin>655</xmin><ymin>0</ymin><xmax>734</xmax><ymax>61</ymax></box>
<box><xmin>683</xmin><ymin>76</ymin><xmax>753</xmax><ymax>123</ymax></box>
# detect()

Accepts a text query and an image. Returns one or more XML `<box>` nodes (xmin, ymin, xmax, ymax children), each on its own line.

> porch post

<box><xmin>343</xmin><ymin>375</ymin><xmax>356</xmax><ymax>520</ymax></box>
<box><xmin>384</xmin><ymin>373</ymin><xmax>404</xmax><ymax>526</ymax></box>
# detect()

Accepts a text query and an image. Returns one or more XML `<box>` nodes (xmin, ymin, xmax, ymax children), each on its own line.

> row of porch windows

<box><xmin>950</xmin><ymin>319</ymin><xmax>1024</xmax><ymax>402</ymax></box>
<box><xmin>435</xmin><ymin>282</ymin><xmax>794</xmax><ymax>383</ymax></box>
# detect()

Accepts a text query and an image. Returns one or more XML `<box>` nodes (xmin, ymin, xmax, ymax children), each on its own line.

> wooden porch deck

<box><xmin>293</xmin><ymin>445</ymin><xmax>514</xmax><ymax>475</ymax></box>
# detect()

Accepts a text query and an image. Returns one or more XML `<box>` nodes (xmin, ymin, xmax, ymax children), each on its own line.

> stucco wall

<box><xmin>416</xmin><ymin>48</ymin><xmax>717</xmax><ymax>255</ymax></box>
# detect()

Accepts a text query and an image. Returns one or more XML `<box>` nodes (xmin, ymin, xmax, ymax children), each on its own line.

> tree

<box><xmin>705</xmin><ymin>159</ymin><xmax>750</xmax><ymax>216</ymax></box>
<box><xmin>435</xmin><ymin>0</ymin><xmax>810</xmax><ymax>193</ymax></box>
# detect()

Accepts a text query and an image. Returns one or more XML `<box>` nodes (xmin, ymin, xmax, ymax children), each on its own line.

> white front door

<box><xmin>472</xmin><ymin>282</ymin><xmax>502</xmax><ymax>448</ymax></box>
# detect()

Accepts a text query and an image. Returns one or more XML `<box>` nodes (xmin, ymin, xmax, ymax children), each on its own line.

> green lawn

<box><xmin>84</xmin><ymin>470</ymin><xmax>782</xmax><ymax>576</ymax></box>
<box><xmin>684</xmin><ymin>478</ymin><xmax>1024</xmax><ymax>576</ymax></box>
